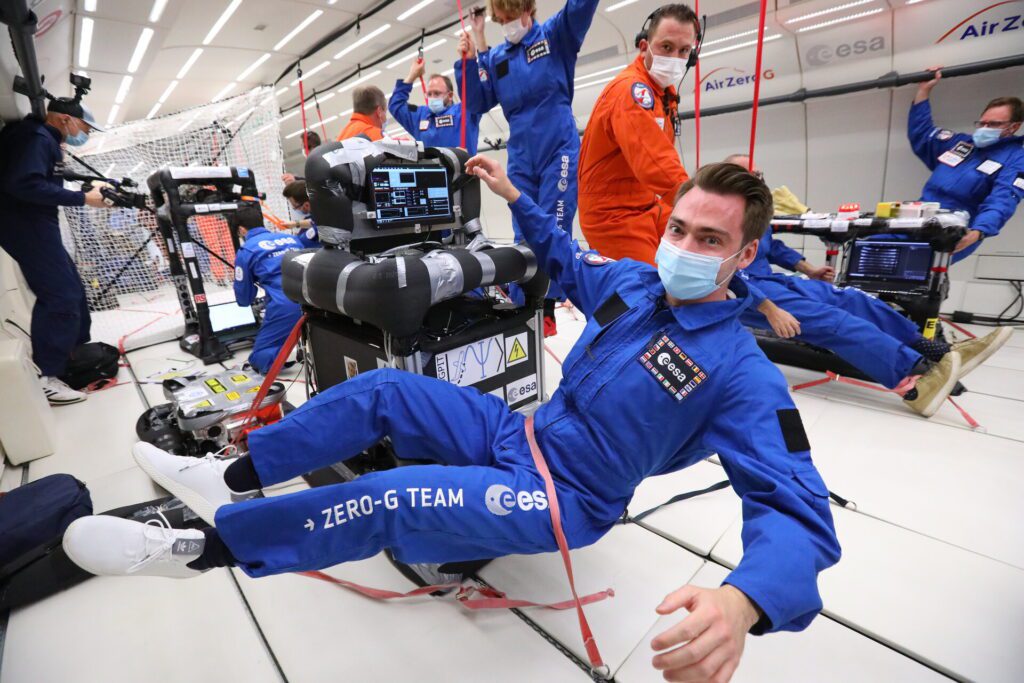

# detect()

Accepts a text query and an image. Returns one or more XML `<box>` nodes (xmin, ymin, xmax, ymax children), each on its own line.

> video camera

<box><xmin>14</xmin><ymin>73</ymin><xmax>93</xmax><ymax>119</ymax></box>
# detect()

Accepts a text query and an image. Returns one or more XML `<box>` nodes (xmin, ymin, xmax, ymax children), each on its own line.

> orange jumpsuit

<box><xmin>336</xmin><ymin>113</ymin><xmax>383</xmax><ymax>142</ymax></box>
<box><xmin>578</xmin><ymin>55</ymin><xmax>690</xmax><ymax>265</ymax></box>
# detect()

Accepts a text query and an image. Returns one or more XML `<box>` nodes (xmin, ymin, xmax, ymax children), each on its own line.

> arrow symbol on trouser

<box><xmin>305</xmin><ymin>519</ymin><xmax>314</xmax><ymax>531</ymax></box>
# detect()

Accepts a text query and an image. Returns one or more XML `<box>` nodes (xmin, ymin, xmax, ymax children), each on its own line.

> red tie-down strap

<box><xmin>790</xmin><ymin>370</ymin><xmax>980</xmax><ymax>429</ymax></box>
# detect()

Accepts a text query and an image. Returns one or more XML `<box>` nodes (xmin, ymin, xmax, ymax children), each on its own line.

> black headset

<box><xmin>634</xmin><ymin>6</ymin><xmax>705</xmax><ymax>70</ymax></box>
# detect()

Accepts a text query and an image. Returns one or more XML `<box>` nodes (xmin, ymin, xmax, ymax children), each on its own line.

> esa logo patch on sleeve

<box><xmin>936</xmin><ymin>129</ymin><xmax>954</xmax><ymax>141</ymax></box>
<box><xmin>235</xmin><ymin>266</ymin><xmax>244</xmax><ymax>281</ymax></box>
<box><xmin>631</xmin><ymin>82</ymin><xmax>655</xmax><ymax>110</ymax></box>
<box><xmin>638</xmin><ymin>335</ymin><xmax>707</xmax><ymax>402</ymax></box>
<box><xmin>583</xmin><ymin>251</ymin><xmax>614</xmax><ymax>266</ymax></box>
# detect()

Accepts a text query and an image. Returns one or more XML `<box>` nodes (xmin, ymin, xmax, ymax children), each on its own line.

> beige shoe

<box><xmin>952</xmin><ymin>327</ymin><xmax>1013</xmax><ymax>379</ymax></box>
<box><xmin>904</xmin><ymin>352</ymin><xmax>961</xmax><ymax>418</ymax></box>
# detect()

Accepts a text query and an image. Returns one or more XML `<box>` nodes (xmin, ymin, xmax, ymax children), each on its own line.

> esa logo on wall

<box><xmin>936</xmin><ymin>2</ymin><xmax>1023</xmax><ymax>42</ymax></box>
<box><xmin>805</xmin><ymin>36</ymin><xmax>886</xmax><ymax>67</ymax></box>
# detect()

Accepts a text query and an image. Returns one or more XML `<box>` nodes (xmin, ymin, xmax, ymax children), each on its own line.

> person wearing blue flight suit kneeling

<box><xmin>389</xmin><ymin>60</ymin><xmax>482</xmax><ymax>155</ymax></box>
<box><xmin>65</xmin><ymin>162</ymin><xmax>841</xmax><ymax>682</ymax></box>
<box><xmin>232</xmin><ymin>225</ymin><xmax>305</xmax><ymax>373</ymax></box>
<box><xmin>456</xmin><ymin>0</ymin><xmax>601</xmax><ymax>336</ymax></box>
<box><xmin>725</xmin><ymin>154</ymin><xmax>1012</xmax><ymax>418</ymax></box>
<box><xmin>908</xmin><ymin>68</ymin><xmax>1024</xmax><ymax>262</ymax></box>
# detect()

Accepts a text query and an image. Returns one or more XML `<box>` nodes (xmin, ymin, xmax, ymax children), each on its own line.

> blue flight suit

<box><xmin>0</xmin><ymin>118</ymin><xmax>90</xmax><ymax>377</ymax></box>
<box><xmin>216</xmin><ymin>194</ymin><xmax>840</xmax><ymax>634</ymax></box>
<box><xmin>457</xmin><ymin>0</ymin><xmax>600</xmax><ymax>300</ymax></box>
<box><xmin>387</xmin><ymin>80</ymin><xmax>482</xmax><ymax>155</ymax></box>
<box><xmin>233</xmin><ymin>227</ymin><xmax>304</xmax><ymax>373</ymax></box>
<box><xmin>739</xmin><ymin>227</ymin><xmax>923</xmax><ymax>388</ymax></box>
<box><xmin>908</xmin><ymin>100</ymin><xmax>1024</xmax><ymax>262</ymax></box>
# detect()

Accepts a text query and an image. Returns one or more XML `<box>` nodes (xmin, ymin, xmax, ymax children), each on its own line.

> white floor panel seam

<box><xmin>226</xmin><ymin>569</ymin><xmax>290</xmax><ymax>683</ymax></box>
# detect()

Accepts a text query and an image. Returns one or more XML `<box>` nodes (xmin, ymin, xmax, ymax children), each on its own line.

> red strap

<box><xmin>313</xmin><ymin>92</ymin><xmax>328</xmax><ymax>141</ymax></box>
<box><xmin>746</xmin><ymin>0</ymin><xmax>768</xmax><ymax>170</ymax></box>
<box><xmin>940</xmin><ymin>316</ymin><xmax>976</xmax><ymax>339</ymax></box>
<box><xmin>693</xmin><ymin>0</ymin><xmax>700</xmax><ymax>170</ymax></box>
<box><xmin>455</xmin><ymin>0</ymin><xmax>468</xmax><ymax>149</ymax></box>
<box><xmin>232</xmin><ymin>313</ymin><xmax>307</xmax><ymax>446</ymax></box>
<box><xmin>297</xmin><ymin>66</ymin><xmax>310</xmax><ymax>156</ymax></box>
<box><xmin>525</xmin><ymin>415</ymin><xmax>609</xmax><ymax>677</ymax></box>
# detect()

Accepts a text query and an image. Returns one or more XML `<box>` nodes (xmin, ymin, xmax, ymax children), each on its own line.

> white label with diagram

<box><xmin>434</xmin><ymin>334</ymin><xmax>505</xmax><ymax>387</ymax></box>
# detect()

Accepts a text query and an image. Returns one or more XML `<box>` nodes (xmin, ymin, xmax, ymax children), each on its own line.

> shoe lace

<box><xmin>177</xmin><ymin>445</ymin><xmax>237</xmax><ymax>473</ymax></box>
<box><xmin>127</xmin><ymin>510</ymin><xmax>176</xmax><ymax>574</ymax></box>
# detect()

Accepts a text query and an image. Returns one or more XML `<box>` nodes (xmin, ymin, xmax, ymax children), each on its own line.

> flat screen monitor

<box><xmin>370</xmin><ymin>165</ymin><xmax>453</xmax><ymax>228</ymax></box>
<box><xmin>207</xmin><ymin>301</ymin><xmax>258</xmax><ymax>336</ymax></box>
<box><xmin>847</xmin><ymin>240</ymin><xmax>931</xmax><ymax>283</ymax></box>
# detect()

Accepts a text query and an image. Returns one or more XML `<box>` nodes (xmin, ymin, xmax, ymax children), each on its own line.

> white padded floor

<box><xmin>3</xmin><ymin>309</ymin><xmax>1023</xmax><ymax>682</ymax></box>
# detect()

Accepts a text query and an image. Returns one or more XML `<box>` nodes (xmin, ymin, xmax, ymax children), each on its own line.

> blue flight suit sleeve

<box><xmin>233</xmin><ymin>248</ymin><xmax>258</xmax><ymax>307</ymax></box>
<box><xmin>704</xmin><ymin>348</ymin><xmax>841</xmax><ymax>633</ymax></box>
<box><xmin>1</xmin><ymin>130</ymin><xmax>85</xmax><ymax>207</ymax></box>
<box><xmin>388</xmin><ymin>80</ymin><xmax>420</xmax><ymax>137</ymax></box>
<box><xmin>768</xmin><ymin>236</ymin><xmax>805</xmax><ymax>271</ymax></box>
<box><xmin>970</xmin><ymin>152</ymin><xmax>1024</xmax><ymax>238</ymax></box>
<box><xmin>907</xmin><ymin>100</ymin><xmax>956</xmax><ymax>170</ymax></box>
<box><xmin>455</xmin><ymin>55</ymin><xmax>498</xmax><ymax>116</ymax></box>
<box><xmin>509</xmin><ymin>192</ymin><xmax>620</xmax><ymax>317</ymax></box>
<box><xmin>546</xmin><ymin>0</ymin><xmax>601</xmax><ymax>56</ymax></box>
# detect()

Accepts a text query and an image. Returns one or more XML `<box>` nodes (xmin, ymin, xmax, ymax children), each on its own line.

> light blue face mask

<box><xmin>64</xmin><ymin>124</ymin><xmax>89</xmax><ymax>147</ymax></box>
<box><xmin>428</xmin><ymin>98</ymin><xmax>446</xmax><ymax>114</ymax></box>
<box><xmin>972</xmin><ymin>127</ymin><xmax>1002</xmax><ymax>148</ymax></box>
<box><xmin>656</xmin><ymin>239</ymin><xmax>743</xmax><ymax>301</ymax></box>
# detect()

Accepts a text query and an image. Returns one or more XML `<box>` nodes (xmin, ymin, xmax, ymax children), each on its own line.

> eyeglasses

<box><xmin>974</xmin><ymin>120</ymin><xmax>1014</xmax><ymax>128</ymax></box>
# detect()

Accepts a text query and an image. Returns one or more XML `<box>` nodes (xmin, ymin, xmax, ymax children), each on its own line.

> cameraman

<box><xmin>0</xmin><ymin>98</ymin><xmax>110</xmax><ymax>405</ymax></box>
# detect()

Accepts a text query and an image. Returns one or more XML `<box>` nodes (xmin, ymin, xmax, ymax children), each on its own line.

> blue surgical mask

<box><xmin>63</xmin><ymin>122</ymin><xmax>89</xmax><ymax>147</ymax></box>
<box><xmin>428</xmin><ymin>98</ymin><xmax>446</xmax><ymax>114</ymax></box>
<box><xmin>656</xmin><ymin>239</ymin><xmax>743</xmax><ymax>300</ymax></box>
<box><xmin>972</xmin><ymin>126</ymin><xmax>1002</xmax><ymax>148</ymax></box>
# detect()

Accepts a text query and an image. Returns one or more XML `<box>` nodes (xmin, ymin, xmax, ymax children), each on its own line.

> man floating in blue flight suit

<box><xmin>728</xmin><ymin>154</ymin><xmax>1012</xmax><ymax>418</ymax></box>
<box><xmin>232</xmin><ymin>224</ymin><xmax>305</xmax><ymax>374</ymax></box>
<box><xmin>456</xmin><ymin>0</ymin><xmax>600</xmax><ymax>337</ymax></box>
<box><xmin>67</xmin><ymin>161</ymin><xmax>840</xmax><ymax>682</ymax></box>
<box><xmin>0</xmin><ymin>98</ymin><xmax>112</xmax><ymax>405</ymax></box>
<box><xmin>909</xmin><ymin>68</ymin><xmax>1024</xmax><ymax>261</ymax></box>
<box><xmin>389</xmin><ymin>60</ymin><xmax>482</xmax><ymax>155</ymax></box>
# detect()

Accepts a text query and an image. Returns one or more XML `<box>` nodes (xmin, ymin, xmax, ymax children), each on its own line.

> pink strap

<box><xmin>524</xmin><ymin>415</ymin><xmax>609</xmax><ymax>677</ymax></box>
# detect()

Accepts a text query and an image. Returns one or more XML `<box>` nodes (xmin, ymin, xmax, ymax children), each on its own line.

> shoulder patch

<box><xmin>631</xmin><ymin>82</ymin><xmax>654</xmax><ymax>110</ymax></box>
<box><xmin>936</xmin><ymin>129</ymin><xmax>954</xmax><ymax>141</ymax></box>
<box><xmin>583</xmin><ymin>251</ymin><xmax>615</xmax><ymax>266</ymax></box>
<box><xmin>235</xmin><ymin>266</ymin><xmax>244</xmax><ymax>281</ymax></box>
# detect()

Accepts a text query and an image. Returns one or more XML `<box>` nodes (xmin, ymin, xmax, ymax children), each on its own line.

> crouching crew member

<box><xmin>0</xmin><ymin>99</ymin><xmax>111</xmax><ymax>405</ymax></box>
<box><xmin>232</xmin><ymin>225</ymin><xmax>304</xmax><ymax>373</ymax></box>
<box><xmin>389</xmin><ymin>60</ymin><xmax>482</xmax><ymax>155</ymax></box>
<box><xmin>65</xmin><ymin>161</ymin><xmax>839</xmax><ymax>683</ymax></box>
<box><xmin>909</xmin><ymin>68</ymin><xmax>1024</xmax><ymax>261</ymax></box>
<box><xmin>578</xmin><ymin>3</ymin><xmax>697</xmax><ymax>265</ymax></box>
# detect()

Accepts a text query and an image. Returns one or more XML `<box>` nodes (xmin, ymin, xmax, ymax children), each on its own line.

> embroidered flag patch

<box><xmin>639</xmin><ymin>335</ymin><xmax>707</xmax><ymax>401</ymax></box>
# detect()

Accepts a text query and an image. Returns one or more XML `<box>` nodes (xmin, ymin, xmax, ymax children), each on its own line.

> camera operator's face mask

<box><xmin>656</xmin><ymin>238</ymin><xmax>744</xmax><ymax>301</ymax></box>
<box><xmin>63</xmin><ymin>118</ymin><xmax>89</xmax><ymax>147</ymax></box>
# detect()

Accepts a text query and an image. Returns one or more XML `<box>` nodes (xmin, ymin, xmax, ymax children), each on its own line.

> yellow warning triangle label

<box><xmin>507</xmin><ymin>338</ymin><xmax>527</xmax><ymax>363</ymax></box>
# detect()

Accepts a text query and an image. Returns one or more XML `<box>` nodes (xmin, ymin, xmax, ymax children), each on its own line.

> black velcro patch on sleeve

<box><xmin>593</xmin><ymin>292</ymin><xmax>629</xmax><ymax>327</ymax></box>
<box><xmin>407</xmin><ymin>104</ymin><xmax>418</xmax><ymax>112</ymax></box>
<box><xmin>496</xmin><ymin>60</ymin><xmax>510</xmax><ymax>78</ymax></box>
<box><xmin>777</xmin><ymin>409</ymin><xmax>810</xmax><ymax>453</ymax></box>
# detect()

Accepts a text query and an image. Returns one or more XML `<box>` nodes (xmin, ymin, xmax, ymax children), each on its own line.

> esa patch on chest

<box><xmin>631</xmin><ymin>82</ymin><xmax>654</xmax><ymax>110</ymax></box>
<box><xmin>435</xmin><ymin>115</ymin><xmax>454</xmax><ymax>128</ymax></box>
<box><xmin>638</xmin><ymin>335</ymin><xmax>707</xmax><ymax>402</ymax></box>
<box><xmin>526</xmin><ymin>39</ymin><xmax>550</xmax><ymax>63</ymax></box>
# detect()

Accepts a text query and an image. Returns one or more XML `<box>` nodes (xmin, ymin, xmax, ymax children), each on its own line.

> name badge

<box><xmin>938</xmin><ymin>141</ymin><xmax>973</xmax><ymax>168</ymax></box>
<box><xmin>976</xmin><ymin>159</ymin><xmax>1002</xmax><ymax>175</ymax></box>
<box><xmin>526</xmin><ymin>39</ymin><xmax>550</xmax><ymax>63</ymax></box>
<box><xmin>419</xmin><ymin>120</ymin><xmax>429</xmax><ymax>131</ymax></box>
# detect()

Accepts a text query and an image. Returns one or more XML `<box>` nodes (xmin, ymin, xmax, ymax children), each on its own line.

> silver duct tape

<box><xmin>318</xmin><ymin>226</ymin><xmax>353</xmax><ymax>248</ymax></box>
<box><xmin>510</xmin><ymin>244</ymin><xmax>538</xmax><ymax>281</ymax></box>
<box><xmin>422</xmin><ymin>251</ymin><xmax>465</xmax><ymax>304</ymax></box>
<box><xmin>463</xmin><ymin>217</ymin><xmax>482</xmax><ymax>235</ymax></box>
<box><xmin>334</xmin><ymin>260</ymin><xmax>362</xmax><ymax>315</ymax></box>
<box><xmin>290</xmin><ymin>252</ymin><xmax>315</xmax><ymax>304</ymax></box>
<box><xmin>396</xmin><ymin>256</ymin><xmax>407</xmax><ymax>289</ymax></box>
<box><xmin>473</xmin><ymin>250</ymin><xmax>497</xmax><ymax>284</ymax></box>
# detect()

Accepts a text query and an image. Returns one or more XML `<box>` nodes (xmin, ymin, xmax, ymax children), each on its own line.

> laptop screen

<box><xmin>847</xmin><ymin>241</ymin><xmax>932</xmax><ymax>283</ymax></box>
<box><xmin>207</xmin><ymin>301</ymin><xmax>258</xmax><ymax>333</ymax></box>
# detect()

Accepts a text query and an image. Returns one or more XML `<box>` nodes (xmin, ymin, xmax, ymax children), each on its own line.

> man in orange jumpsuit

<box><xmin>336</xmin><ymin>85</ymin><xmax>386</xmax><ymax>142</ymax></box>
<box><xmin>578</xmin><ymin>4</ymin><xmax>699</xmax><ymax>264</ymax></box>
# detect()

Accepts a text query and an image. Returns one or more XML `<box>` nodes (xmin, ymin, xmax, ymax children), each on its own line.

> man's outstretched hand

<box><xmin>466</xmin><ymin>154</ymin><xmax>520</xmax><ymax>204</ymax></box>
<box><xmin>651</xmin><ymin>584</ymin><xmax>760</xmax><ymax>682</ymax></box>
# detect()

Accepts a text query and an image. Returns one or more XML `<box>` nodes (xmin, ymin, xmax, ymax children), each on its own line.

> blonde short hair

<box><xmin>488</xmin><ymin>0</ymin><xmax>537</xmax><ymax>20</ymax></box>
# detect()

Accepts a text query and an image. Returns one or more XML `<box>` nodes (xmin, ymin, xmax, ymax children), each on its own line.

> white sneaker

<box><xmin>132</xmin><ymin>442</ymin><xmax>257</xmax><ymax>527</ymax></box>
<box><xmin>63</xmin><ymin>516</ymin><xmax>207</xmax><ymax>578</ymax></box>
<box><xmin>41</xmin><ymin>376</ymin><xmax>87</xmax><ymax>405</ymax></box>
